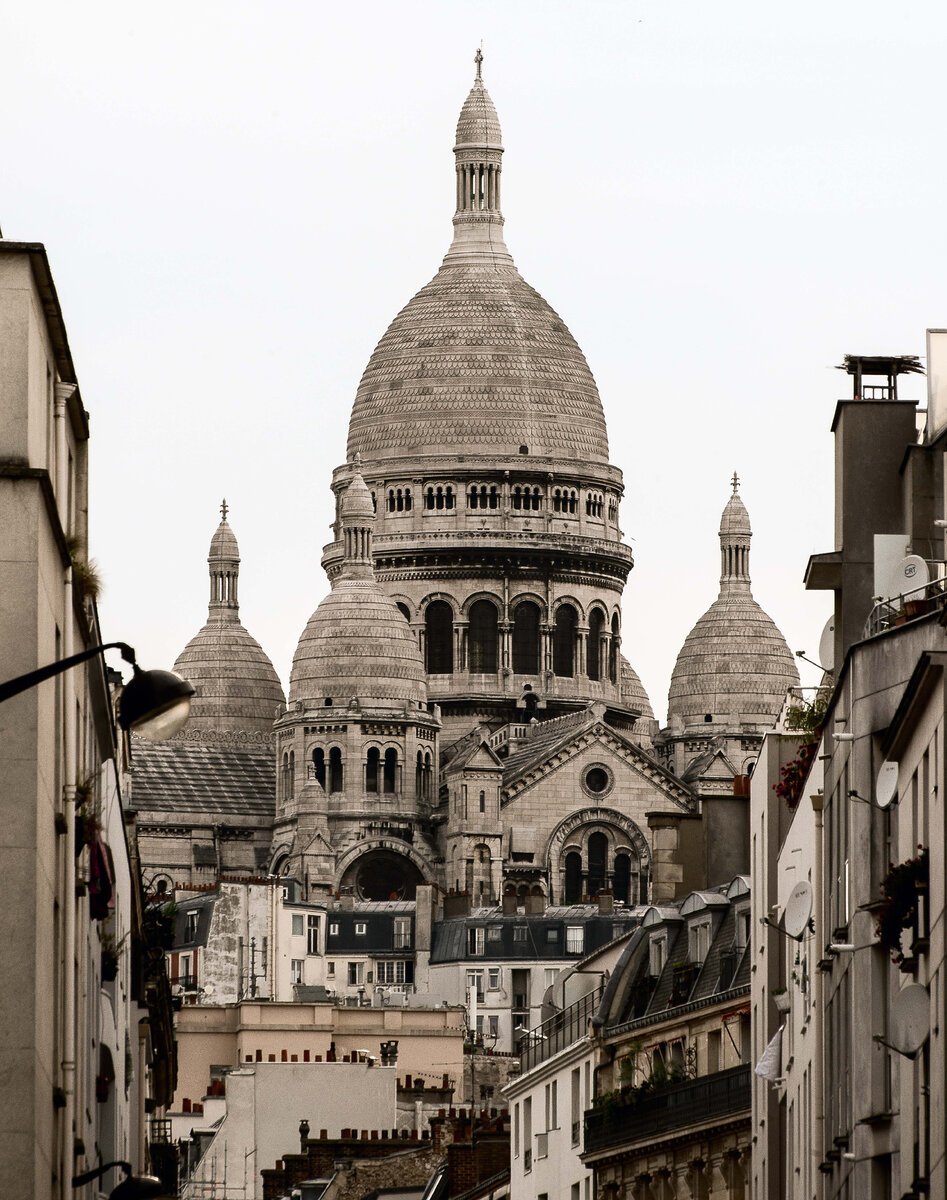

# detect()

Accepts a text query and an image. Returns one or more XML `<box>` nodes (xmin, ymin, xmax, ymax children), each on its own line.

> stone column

<box><xmin>576</xmin><ymin>627</ymin><xmax>588</xmax><ymax>677</ymax></box>
<box><xmin>500</xmin><ymin>622</ymin><xmax>512</xmax><ymax>672</ymax></box>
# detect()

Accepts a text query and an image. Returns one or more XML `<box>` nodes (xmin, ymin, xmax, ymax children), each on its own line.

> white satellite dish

<box><xmin>784</xmin><ymin>881</ymin><xmax>813</xmax><ymax>940</ymax></box>
<box><xmin>887</xmin><ymin>984</ymin><xmax>930</xmax><ymax>1056</ymax></box>
<box><xmin>818</xmin><ymin>616</ymin><xmax>836</xmax><ymax>673</ymax></box>
<box><xmin>888</xmin><ymin>554</ymin><xmax>930</xmax><ymax>600</ymax></box>
<box><xmin>876</xmin><ymin>760</ymin><xmax>899</xmax><ymax>809</ymax></box>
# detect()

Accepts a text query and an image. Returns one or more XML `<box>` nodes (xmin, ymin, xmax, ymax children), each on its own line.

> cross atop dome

<box><xmin>731</xmin><ymin>472</ymin><xmax>739</xmax><ymax>494</ymax></box>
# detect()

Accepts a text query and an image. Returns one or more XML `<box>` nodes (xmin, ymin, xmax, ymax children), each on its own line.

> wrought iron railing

<box><xmin>864</xmin><ymin>571</ymin><xmax>947</xmax><ymax>639</ymax></box>
<box><xmin>519</xmin><ymin>985</ymin><xmax>604</xmax><ymax>1073</ymax></box>
<box><xmin>583</xmin><ymin>1064</ymin><xmax>751</xmax><ymax>1155</ymax></box>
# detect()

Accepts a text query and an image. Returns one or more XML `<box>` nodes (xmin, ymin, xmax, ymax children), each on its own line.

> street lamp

<box><xmin>72</xmin><ymin>1160</ymin><xmax>165</xmax><ymax>1198</ymax></box>
<box><xmin>0</xmin><ymin>641</ymin><xmax>193</xmax><ymax>741</ymax></box>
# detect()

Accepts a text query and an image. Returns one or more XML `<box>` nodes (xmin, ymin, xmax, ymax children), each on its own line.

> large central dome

<box><xmin>346</xmin><ymin>67</ymin><xmax>609</xmax><ymax>466</ymax></box>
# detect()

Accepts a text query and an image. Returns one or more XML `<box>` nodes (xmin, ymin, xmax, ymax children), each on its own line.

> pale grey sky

<box><xmin>4</xmin><ymin>1</ymin><xmax>943</xmax><ymax>722</ymax></box>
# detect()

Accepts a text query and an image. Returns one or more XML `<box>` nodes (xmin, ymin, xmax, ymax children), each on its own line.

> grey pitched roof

<box><xmin>128</xmin><ymin>738</ymin><xmax>275</xmax><ymax>819</ymax></box>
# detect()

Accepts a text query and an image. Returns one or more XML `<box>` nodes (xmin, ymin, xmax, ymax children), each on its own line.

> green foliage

<box><xmin>875</xmin><ymin>847</ymin><xmax>928</xmax><ymax>963</ymax></box>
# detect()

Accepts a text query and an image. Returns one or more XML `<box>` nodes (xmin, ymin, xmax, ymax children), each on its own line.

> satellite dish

<box><xmin>784</xmin><ymin>881</ymin><xmax>813</xmax><ymax>940</ymax></box>
<box><xmin>818</xmin><ymin>616</ymin><xmax>836</xmax><ymax>673</ymax></box>
<box><xmin>887</xmin><ymin>984</ymin><xmax>930</xmax><ymax>1056</ymax></box>
<box><xmin>876</xmin><ymin>760</ymin><xmax>899</xmax><ymax>809</ymax></box>
<box><xmin>888</xmin><ymin>554</ymin><xmax>930</xmax><ymax>600</ymax></box>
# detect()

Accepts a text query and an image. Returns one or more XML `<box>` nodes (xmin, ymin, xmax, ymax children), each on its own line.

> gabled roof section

<box><xmin>440</xmin><ymin>726</ymin><xmax>502</xmax><ymax>773</ymax></box>
<box><xmin>501</xmin><ymin>706</ymin><xmax>695</xmax><ymax>811</ymax></box>
<box><xmin>128</xmin><ymin>738</ymin><xmax>275</xmax><ymax>819</ymax></box>
<box><xmin>681</xmin><ymin>745</ymin><xmax>740</xmax><ymax>785</ymax></box>
<box><xmin>679</xmin><ymin>890</ymin><xmax>730</xmax><ymax>917</ymax></box>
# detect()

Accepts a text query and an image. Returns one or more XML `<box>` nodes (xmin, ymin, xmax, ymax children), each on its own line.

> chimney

<box><xmin>501</xmin><ymin>889</ymin><xmax>518</xmax><ymax>916</ymax></box>
<box><xmin>598</xmin><ymin>890</ymin><xmax>614</xmax><ymax>915</ymax></box>
<box><xmin>525</xmin><ymin>886</ymin><xmax>546</xmax><ymax>915</ymax></box>
<box><xmin>444</xmin><ymin>890</ymin><xmax>472</xmax><ymax>919</ymax></box>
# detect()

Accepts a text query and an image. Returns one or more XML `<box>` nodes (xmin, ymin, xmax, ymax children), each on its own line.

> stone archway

<box><xmin>545</xmin><ymin>807</ymin><xmax>651</xmax><ymax>905</ymax></box>
<box><xmin>335</xmin><ymin>840</ymin><xmax>432</xmax><ymax>901</ymax></box>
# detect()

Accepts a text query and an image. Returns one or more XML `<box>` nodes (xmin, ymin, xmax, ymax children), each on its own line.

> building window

<box><xmin>488</xmin><ymin>1014</ymin><xmax>499</xmax><ymax>1038</ymax></box>
<box><xmin>487</xmin><ymin>925</ymin><xmax>502</xmax><ymax>942</ymax></box>
<box><xmin>468</xmin><ymin>600</ymin><xmax>499</xmax><ymax>673</ymax></box>
<box><xmin>307</xmin><ymin>915</ymin><xmax>319</xmax><ymax>955</ymax></box>
<box><xmin>327</xmin><ymin>961</ymin><xmax>335</xmax><ymax>978</ymax></box>
<box><xmin>376</xmin><ymin>960</ymin><xmax>412</xmax><ymax>985</ymax></box>
<box><xmin>566</xmin><ymin>926</ymin><xmax>584</xmax><ymax>955</ymax></box>
<box><xmin>425</xmin><ymin>600</ymin><xmax>454</xmax><ymax>673</ymax></box>
<box><xmin>329</xmin><ymin>746</ymin><xmax>344</xmax><ymax>792</ymax></box>
<box><xmin>587</xmin><ymin>609</ymin><xmax>605</xmax><ymax>681</ymax></box>
<box><xmin>553</xmin><ymin>605</ymin><xmax>577</xmax><ymax>677</ymax></box>
<box><xmin>688</xmin><ymin>919</ymin><xmax>712</xmax><ymax>964</ymax></box>
<box><xmin>546</xmin><ymin>927</ymin><xmax>559</xmax><ymax>944</ymax></box>
<box><xmin>312</xmin><ymin>747</ymin><xmax>326</xmax><ymax>788</ymax></box>
<box><xmin>355</xmin><ymin>922</ymin><xmax>367</xmax><ymax>936</ymax></box>
<box><xmin>292</xmin><ymin>914</ymin><xmax>304</xmax><ymax>937</ymax></box>
<box><xmin>587</xmin><ymin>830</ymin><xmax>608</xmax><ymax>897</ymax></box>
<box><xmin>386</xmin><ymin>487</ymin><xmax>412</xmax><ymax>513</ymax></box>
<box><xmin>383</xmin><ymin>747</ymin><xmax>398</xmax><ymax>793</ymax></box>
<box><xmin>488</xmin><ymin>967</ymin><xmax>501</xmax><ymax>989</ymax></box>
<box><xmin>468</xmin><ymin>927</ymin><xmax>485</xmax><ymax>955</ymax></box>
<box><xmin>614</xmin><ymin>851</ymin><xmax>632</xmax><ymax>905</ymax></box>
<box><xmin>393</xmin><ymin>917</ymin><xmax>412</xmax><ymax>949</ymax></box>
<box><xmin>513</xmin><ymin>925</ymin><xmax>527</xmax><ymax>942</ymax></box>
<box><xmin>512</xmin><ymin>601</ymin><xmax>541</xmax><ymax>675</ymax></box>
<box><xmin>466</xmin><ymin>970</ymin><xmax>485</xmax><ymax>1001</ymax></box>
<box><xmin>609</xmin><ymin>613</ymin><xmax>619</xmax><ymax>683</ymax></box>
<box><xmin>552</xmin><ymin>487</ymin><xmax>578</xmax><ymax>515</ymax></box>
<box><xmin>544</xmin><ymin>968</ymin><xmax>558</xmax><ymax>990</ymax></box>
<box><xmin>479</xmin><ymin>789</ymin><xmax>486</xmax><ymax>813</ymax></box>
<box><xmin>291</xmin><ymin>960</ymin><xmax>303</xmax><ymax>984</ymax></box>
<box><xmin>185</xmin><ymin>910</ymin><xmax>199</xmax><ymax>942</ymax></box>
<box><xmin>329</xmin><ymin>922</ymin><xmax>339</xmax><ymax>937</ymax></box>
<box><xmin>366</xmin><ymin>747</ymin><xmax>380</xmax><ymax>793</ymax></box>
<box><xmin>348</xmin><ymin>961</ymin><xmax>364</xmax><ymax>986</ymax></box>
<box><xmin>468</xmin><ymin>483</ymin><xmax>500</xmax><ymax>510</ymax></box>
<box><xmin>649</xmin><ymin>935</ymin><xmax>667</xmax><ymax>976</ymax></box>
<box><xmin>424</xmin><ymin>484</ymin><xmax>455</xmax><ymax>511</ymax></box>
<box><xmin>511</xmin><ymin>484</ymin><xmax>542</xmax><ymax>511</ymax></box>
<box><xmin>585</xmin><ymin>491</ymin><xmax>604</xmax><ymax>518</ymax></box>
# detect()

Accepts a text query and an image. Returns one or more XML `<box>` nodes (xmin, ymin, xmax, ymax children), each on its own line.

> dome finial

<box><xmin>475</xmin><ymin>45</ymin><xmax>483</xmax><ymax>81</ymax></box>
<box><xmin>220</xmin><ymin>497</ymin><xmax>229</xmax><ymax>521</ymax></box>
<box><xmin>731</xmin><ymin>471</ymin><xmax>739</xmax><ymax>494</ymax></box>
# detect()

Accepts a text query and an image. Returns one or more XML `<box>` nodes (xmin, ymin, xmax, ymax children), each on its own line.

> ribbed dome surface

<box><xmin>719</xmin><ymin>492</ymin><xmax>751</xmax><ymax>536</ymax></box>
<box><xmin>455</xmin><ymin>79</ymin><xmax>502</xmax><ymax>147</ymax></box>
<box><xmin>289</xmin><ymin>579</ymin><xmax>427</xmax><ymax>708</ymax></box>
<box><xmin>620</xmin><ymin>655</ymin><xmax>654</xmax><ymax>721</ymax></box>
<box><xmin>209</xmin><ymin>519</ymin><xmax>239</xmax><ymax>558</ymax></box>
<box><xmin>174</xmin><ymin>625</ymin><xmax>286</xmax><ymax>734</ymax></box>
<box><xmin>667</xmin><ymin>594</ymin><xmax>798</xmax><ymax>728</ymax></box>
<box><xmin>346</xmin><ymin>265</ymin><xmax>609</xmax><ymax>463</ymax></box>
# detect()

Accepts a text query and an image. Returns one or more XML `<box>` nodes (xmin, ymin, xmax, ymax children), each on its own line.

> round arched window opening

<box><xmin>584</xmin><ymin>766</ymin><xmax>611</xmax><ymax>796</ymax></box>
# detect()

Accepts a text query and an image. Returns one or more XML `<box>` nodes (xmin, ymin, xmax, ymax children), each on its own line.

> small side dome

<box><xmin>719</xmin><ymin>490</ymin><xmax>751</xmax><ymax>537</ymax></box>
<box><xmin>209</xmin><ymin>517</ymin><xmax>239</xmax><ymax>560</ymax></box>
<box><xmin>455</xmin><ymin>53</ymin><xmax>502</xmax><ymax>149</ymax></box>
<box><xmin>341</xmin><ymin>471</ymin><xmax>375</xmax><ymax>519</ymax></box>
<box><xmin>620</xmin><ymin>656</ymin><xmax>654</xmax><ymax>721</ymax></box>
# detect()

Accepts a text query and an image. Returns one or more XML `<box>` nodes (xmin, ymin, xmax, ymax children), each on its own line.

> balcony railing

<box><xmin>864</xmin><ymin>572</ymin><xmax>947</xmax><ymax>639</ymax></box>
<box><xmin>520</xmin><ymin>985</ymin><xmax>604</xmax><ymax>1073</ymax></box>
<box><xmin>583</xmin><ymin>1065</ymin><xmax>751</xmax><ymax>1156</ymax></box>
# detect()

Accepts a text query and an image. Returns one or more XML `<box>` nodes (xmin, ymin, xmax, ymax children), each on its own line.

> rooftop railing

<box><xmin>519</xmin><ymin>985</ymin><xmax>604</xmax><ymax>1073</ymax></box>
<box><xmin>864</xmin><ymin>570</ymin><xmax>947</xmax><ymax>640</ymax></box>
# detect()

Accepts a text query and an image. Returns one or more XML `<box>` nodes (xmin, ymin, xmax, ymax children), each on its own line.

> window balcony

<box><xmin>583</xmin><ymin>1065</ymin><xmax>751</xmax><ymax>1157</ymax></box>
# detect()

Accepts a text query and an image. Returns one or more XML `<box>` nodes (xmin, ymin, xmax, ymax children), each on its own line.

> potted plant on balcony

<box><xmin>774</xmin><ymin>691</ymin><xmax>829</xmax><ymax>809</ymax></box>
<box><xmin>875</xmin><ymin>847</ymin><xmax>928</xmax><ymax>963</ymax></box>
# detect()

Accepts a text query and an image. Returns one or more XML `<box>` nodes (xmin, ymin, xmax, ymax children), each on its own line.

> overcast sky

<box><xmin>4</xmin><ymin>1</ymin><xmax>943</xmax><ymax>723</ymax></box>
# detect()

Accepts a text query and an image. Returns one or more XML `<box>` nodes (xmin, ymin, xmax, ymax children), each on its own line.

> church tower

<box><xmin>324</xmin><ymin>53</ymin><xmax>648</xmax><ymax>743</ymax></box>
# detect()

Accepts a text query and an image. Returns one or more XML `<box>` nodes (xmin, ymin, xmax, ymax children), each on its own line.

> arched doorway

<box><xmin>512</xmin><ymin>601</ymin><xmax>540</xmax><ymax>675</ymax></box>
<box><xmin>469</xmin><ymin>600</ymin><xmax>499</xmax><ymax>673</ymax></box>
<box><xmin>425</xmin><ymin>601</ymin><xmax>453</xmax><ymax>673</ymax></box>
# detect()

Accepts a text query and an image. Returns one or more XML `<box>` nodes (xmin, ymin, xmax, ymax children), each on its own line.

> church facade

<box><xmin>130</xmin><ymin>57</ymin><xmax>797</xmax><ymax>912</ymax></box>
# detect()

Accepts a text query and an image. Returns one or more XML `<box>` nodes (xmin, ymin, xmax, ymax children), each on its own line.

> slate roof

<box><xmin>430</xmin><ymin>907</ymin><xmax>640</xmax><ymax>964</ymax></box>
<box><xmin>128</xmin><ymin>738</ymin><xmax>275</xmax><ymax>819</ymax></box>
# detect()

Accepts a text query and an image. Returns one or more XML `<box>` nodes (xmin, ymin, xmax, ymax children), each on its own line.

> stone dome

<box><xmin>174</xmin><ymin>624</ymin><xmax>286</xmax><ymax>733</ymax></box>
<box><xmin>620</xmin><ymin>656</ymin><xmax>654</xmax><ymax>721</ymax></box>
<box><xmin>290</xmin><ymin>476</ymin><xmax>427</xmax><ymax>709</ymax></box>
<box><xmin>289</xmin><ymin>579</ymin><xmax>427</xmax><ymax>709</ymax></box>
<box><xmin>667</xmin><ymin>481</ymin><xmax>798</xmax><ymax>731</ymax></box>
<box><xmin>174</xmin><ymin>506</ymin><xmax>286</xmax><ymax>736</ymax></box>
<box><xmin>346</xmin><ymin>61</ymin><xmax>609</xmax><ymax>466</ymax></box>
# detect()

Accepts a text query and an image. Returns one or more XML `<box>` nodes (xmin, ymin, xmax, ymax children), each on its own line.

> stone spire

<box><xmin>718</xmin><ymin>473</ymin><xmax>752</xmax><ymax>595</ymax></box>
<box><xmin>339</xmin><ymin>470</ymin><xmax>375</xmax><ymax>581</ymax></box>
<box><xmin>208</xmin><ymin>499</ymin><xmax>240</xmax><ymax>623</ymax></box>
<box><xmin>446</xmin><ymin>50</ymin><xmax>511</xmax><ymax>266</ymax></box>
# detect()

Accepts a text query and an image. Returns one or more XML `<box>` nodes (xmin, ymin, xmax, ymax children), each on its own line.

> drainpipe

<box><xmin>55</xmin><ymin>381</ymin><xmax>77</xmax><ymax>1199</ymax></box>
<box><xmin>811</xmin><ymin>786</ymin><xmax>825</xmax><ymax>1200</ymax></box>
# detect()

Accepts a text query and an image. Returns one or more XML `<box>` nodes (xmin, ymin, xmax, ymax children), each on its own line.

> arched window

<box><xmin>424</xmin><ymin>751</ymin><xmax>432</xmax><ymax>800</ymax></box>
<box><xmin>564</xmin><ymin>851</ymin><xmax>582</xmax><ymax>904</ymax></box>
<box><xmin>425</xmin><ymin>601</ymin><xmax>454</xmax><ymax>673</ymax></box>
<box><xmin>328</xmin><ymin>747</ymin><xmax>343</xmax><ymax>793</ymax></box>
<box><xmin>609</xmin><ymin>614</ymin><xmax>619</xmax><ymax>684</ymax></box>
<box><xmin>312</xmin><ymin>747</ymin><xmax>326</xmax><ymax>788</ymax></box>
<box><xmin>281</xmin><ymin>752</ymin><xmax>289</xmax><ymax>800</ymax></box>
<box><xmin>588</xmin><ymin>831</ymin><xmax>608</xmax><ymax>897</ymax></box>
<box><xmin>468</xmin><ymin>599</ymin><xmax>498</xmax><ymax>673</ymax></box>
<box><xmin>588</xmin><ymin>609</ymin><xmax>605</xmax><ymax>682</ymax></box>
<box><xmin>554</xmin><ymin>605</ymin><xmax>577</xmax><ymax>678</ymax></box>
<box><xmin>614</xmin><ymin>852</ymin><xmax>632</xmax><ymax>905</ymax></box>
<box><xmin>366</xmin><ymin>747</ymin><xmax>380</xmax><ymax>793</ymax></box>
<box><xmin>383</xmin><ymin>748</ymin><xmax>398</xmax><ymax>794</ymax></box>
<box><xmin>416</xmin><ymin>750</ymin><xmax>424</xmax><ymax>798</ymax></box>
<box><xmin>467</xmin><ymin>483</ymin><xmax>499</xmax><ymax>510</ymax></box>
<box><xmin>512</xmin><ymin>601</ymin><xmax>540</xmax><ymax>675</ymax></box>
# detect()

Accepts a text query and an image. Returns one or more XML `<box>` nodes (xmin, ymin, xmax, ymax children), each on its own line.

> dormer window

<box><xmin>688</xmin><ymin>918</ymin><xmax>712</xmax><ymax>964</ymax></box>
<box><xmin>648</xmin><ymin>934</ymin><xmax>667</xmax><ymax>976</ymax></box>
